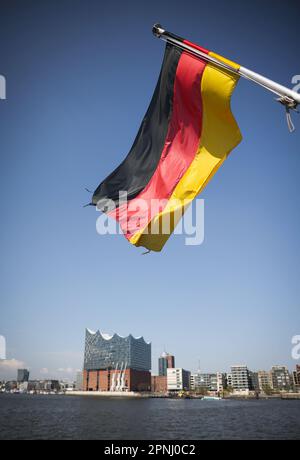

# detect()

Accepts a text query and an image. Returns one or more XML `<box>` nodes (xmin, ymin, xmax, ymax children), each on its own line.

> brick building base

<box><xmin>151</xmin><ymin>375</ymin><xmax>167</xmax><ymax>393</ymax></box>
<box><xmin>83</xmin><ymin>369</ymin><xmax>151</xmax><ymax>392</ymax></box>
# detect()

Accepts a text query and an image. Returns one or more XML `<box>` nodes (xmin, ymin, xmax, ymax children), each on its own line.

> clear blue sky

<box><xmin>0</xmin><ymin>0</ymin><xmax>299</xmax><ymax>380</ymax></box>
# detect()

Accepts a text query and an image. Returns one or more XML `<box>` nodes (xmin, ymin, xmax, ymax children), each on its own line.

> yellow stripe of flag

<box><xmin>130</xmin><ymin>57</ymin><xmax>242</xmax><ymax>251</ymax></box>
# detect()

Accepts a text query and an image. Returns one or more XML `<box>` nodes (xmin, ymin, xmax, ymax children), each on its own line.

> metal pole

<box><xmin>153</xmin><ymin>24</ymin><xmax>300</xmax><ymax>106</ymax></box>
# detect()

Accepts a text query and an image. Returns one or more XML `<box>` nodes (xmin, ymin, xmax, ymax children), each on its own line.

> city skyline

<box><xmin>2</xmin><ymin>363</ymin><xmax>300</xmax><ymax>396</ymax></box>
<box><xmin>1</xmin><ymin>0</ymin><xmax>300</xmax><ymax>381</ymax></box>
<box><xmin>0</xmin><ymin>330</ymin><xmax>299</xmax><ymax>381</ymax></box>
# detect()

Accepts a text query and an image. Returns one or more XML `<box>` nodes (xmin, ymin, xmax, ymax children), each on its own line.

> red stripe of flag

<box><xmin>109</xmin><ymin>51</ymin><xmax>207</xmax><ymax>239</ymax></box>
<box><xmin>183</xmin><ymin>39</ymin><xmax>209</xmax><ymax>54</ymax></box>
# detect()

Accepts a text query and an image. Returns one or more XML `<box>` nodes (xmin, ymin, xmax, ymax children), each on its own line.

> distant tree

<box><xmin>262</xmin><ymin>385</ymin><xmax>273</xmax><ymax>396</ymax></box>
<box><xmin>224</xmin><ymin>385</ymin><xmax>234</xmax><ymax>394</ymax></box>
<box><xmin>195</xmin><ymin>386</ymin><xmax>209</xmax><ymax>396</ymax></box>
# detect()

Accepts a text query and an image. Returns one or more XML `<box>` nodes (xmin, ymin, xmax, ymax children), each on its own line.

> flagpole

<box><xmin>152</xmin><ymin>24</ymin><xmax>300</xmax><ymax>107</ymax></box>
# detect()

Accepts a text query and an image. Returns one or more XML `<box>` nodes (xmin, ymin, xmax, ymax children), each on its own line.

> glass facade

<box><xmin>158</xmin><ymin>353</ymin><xmax>175</xmax><ymax>376</ymax></box>
<box><xmin>84</xmin><ymin>329</ymin><xmax>151</xmax><ymax>372</ymax></box>
<box><xmin>17</xmin><ymin>369</ymin><xmax>30</xmax><ymax>383</ymax></box>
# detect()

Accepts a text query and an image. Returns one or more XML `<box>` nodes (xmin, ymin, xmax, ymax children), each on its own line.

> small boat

<box><xmin>202</xmin><ymin>396</ymin><xmax>222</xmax><ymax>401</ymax></box>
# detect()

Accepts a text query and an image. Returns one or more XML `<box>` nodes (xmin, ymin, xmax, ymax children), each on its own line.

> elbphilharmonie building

<box><xmin>83</xmin><ymin>329</ymin><xmax>151</xmax><ymax>392</ymax></box>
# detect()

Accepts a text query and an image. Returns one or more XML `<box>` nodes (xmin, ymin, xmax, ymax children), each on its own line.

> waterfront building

<box><xmin>257</xmin><ymin>370</ymin><xmax>273</xmax><ymax>391</ymax></box>
<box><xmin>17</xmin><ymin>369</ymin><xmax>29</xmax><ymax>383</ymax></box>
<box><xmin>27</xmin><ymin>380</ymin><xmax>60</xmax><ymax>392</ymax></box>
<box><xmin>60</xmin><ymin>381</ymin><xmax>75</xmax><ymax>392</ymax></box>
<box><xmin>191</xmin><ymin>373</ymin><xmax>206</xmax><ymax>390</ymax></box>
<box><xmin>158</xmin><ymin>352</ymin><xmax>175</xmax><ymax>376</ymax></box>
<box><xmin>209</xmin><ymin>374</ymin><xmax>218</xmax><ymax>391</ymax></box>
<box><xmin>167</xmin><ymin>368</ymin><xmax>190</xmax><ymax>392</ymax></box>
<box><xmin>292</xmin><ymin>371</ymin><xmax>298</xmax><ymax>387</ymax></box>
<box><xmin>5</xmin><ymin>381</ymin><xmax>17</xmax><ymax>392</ymax></box>
<box><xmin>190</xmin><ymin>372</ymin><xmax>202</xmax><ymax>390</ymax></box>
<box><xmin>271</xmin><ymin>366</ymin><xmax>292</xmax><ymax>391</ymax></box>
<box><xmin>83</xmin><ymin>329</ymin><xmax>151</xmax><ymax>392</ymax></box>
<box><xmin>249</xmin><ymin>371</ymin><xmax>260</xmax><ymax>391</ymax></box>
<box><xmin>42</xmin><ymin>380</ymin><xmax>60</xmax><ymax>392</ymax></box>
<box><xmin>226</xmin><ymin>373</ymin><xmax>233</xmax><ymax>388</ymax></box>
<box><xmin>296</xmin><ymin>365</ymin><xmax>300</xmax><ymax>385</ymax></box>
<box><xmin>190</xmin><ymin>373</ymin><xmax>196</xmax><ymax>391</ymax></box>
<box><xmin>292</xmin><ymin>366</ymin><xmax>300</xmax><ymax>392</ymax></box>
<box><xmin>75</xmin><ymin>371</ymin><xmax>83</xmax><ymax>391</ymax></box>
<box><xmin>18</xmin><ymin>382</ymin><xmax>28</xmax><ymax>393</ymax></box>
<box><xmin>217</xmin><ymin>373</ymin><xmax>227</xmax><ymax>393</ymax></box>
<box><xmin>190</xmin><ymin>373</ymin><xmax>218</xmax><ymax>392</ymax></box>
<box><xmin>230</xmin><ymin>365</ymin><xmax>250</xmax><ymax>393</ymax></box>
<box><xmin>151</xmin><ymin>375</ymin><xmax>167</xmax><ymax>393</ymax></box>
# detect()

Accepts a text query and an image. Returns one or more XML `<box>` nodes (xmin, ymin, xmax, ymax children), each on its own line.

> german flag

<box><xmin>92</xmin><ymin>41</ymin><xmax>242</xmax><ymax>252</ymax></box>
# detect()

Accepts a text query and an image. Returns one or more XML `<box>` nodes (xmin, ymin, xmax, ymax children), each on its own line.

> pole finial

<box><xmin>152</xmin><ymin>23</ymin><xmax>165</xmax><ymax>37</ymax></box>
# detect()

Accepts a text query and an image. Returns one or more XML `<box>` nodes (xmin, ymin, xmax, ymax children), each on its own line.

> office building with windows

<box><xmin>271</xmin><ymin>366</ymin><xmax>292</xmax><ymax>391</ymax></box>
<box><xmin>190</xmin><ymin>373</ymin><xmax>217</xmax><ymax>391</ymax></box>
<box><xmin>17</xmin><ymin>369</ymin><xmax>30</xmax><ymax>383</ymax></box>
<box><xmin>167</xmin><ymin>368</ymin><xmax>190</xmax><ymax>392</ymax></box>
<box><xmin>257</xmin><ymin>370</ymin><xmax>273</xmax><ymax>391</ymax></box>
<box><xmin>75</xmin><ymin>371</ymin><xmax>83</xmax><ymax>391</ymax></box>
<box><xmin>158</xmin><ymin>352</ymin><xmax>175</xmax><ymax>376</ymax></box>
<box><xmin>226</xmin><ymin>373</ymin><xmax>233</xmax><ymax>388</ymax></box>
<box><xmin>249</xmin><ymin>371</ymin><xmax>260</xmax><ymax>391</ymax></box>
<box><xmin>295</xmin><ymin>365</ymin><xmax>300</xmax><ymax>385</ymax></box>
<box><xmin>292</xmin><ymin>365</ymin><xmax>300</xmax><ymax>392</ymax></box>
<box><xmin>231</xmin><ymin>365</ymin><xmax>250</xmax><ymax>393</ymax></box>
<box><xmin>216</xmin><ymin>372</ymin><xmax>227</xmax><ymax>393</ymax></box>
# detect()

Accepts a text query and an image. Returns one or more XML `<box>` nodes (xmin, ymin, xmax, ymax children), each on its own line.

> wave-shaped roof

<box><xmin>86</xmin><ymin>329</ymin><xmax>151</xmax><ymax>345</ymax></box>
